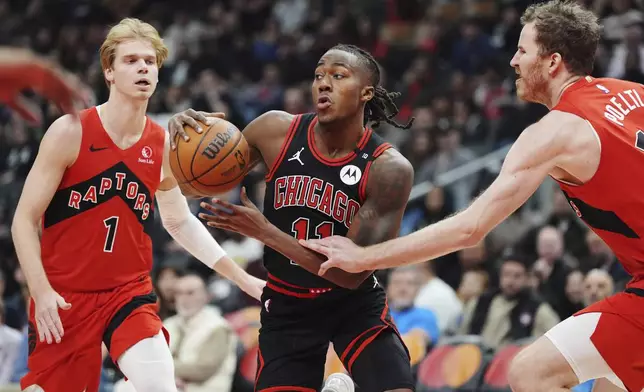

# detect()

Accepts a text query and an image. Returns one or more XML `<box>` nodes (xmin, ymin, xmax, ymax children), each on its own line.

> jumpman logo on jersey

<box><xmin>288</xmin><ymin>148</ymin><xmax>305</xmax><ymax>166</ymax></box>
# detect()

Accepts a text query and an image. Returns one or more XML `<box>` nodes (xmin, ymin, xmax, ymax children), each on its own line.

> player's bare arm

<box><xmin>11</xmin><ymin>115</ymin><xmax>79</xmax><ymax>344</ymax></box>
<box><xmin>156</xmin><ymin>132</ymin><xmax>265</xmax><ymax>301</ymax></box>
<box><xmin>339</xmin><ymin>148</ymin><xmax>414</xmax><ymax>275</ymax></box>
<box><xmin>304</xmin><ymin>111</ymin><xmax>598</xmax><ymax>274</ymax></box>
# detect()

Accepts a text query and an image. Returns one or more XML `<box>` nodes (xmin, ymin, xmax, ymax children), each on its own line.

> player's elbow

<box><xmin>458</xmin><ymin>213</ymin><xmax>485</xmax><ymax>249</ymax></box>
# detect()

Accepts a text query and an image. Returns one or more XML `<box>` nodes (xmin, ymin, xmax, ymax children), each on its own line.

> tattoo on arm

<box><xmin>345</xmin><ymin>150</ymin><xmax>414</xmax><ymax>283</ymax></box>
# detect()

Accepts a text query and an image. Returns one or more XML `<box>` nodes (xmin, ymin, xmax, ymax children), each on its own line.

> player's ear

<box><xmin>104</xmin><ymin>67</ymin><xmax>114</xmax><ymax>84</ymax></box>
<box><xmin>361</xmin><ymin>85</ymin><xmax>374</xmax><ymax>103</ymax></box>
<box><xmin>548</xmin><ymin>52</ymin><xmax>563</xmax><ymax>75</ymax></box>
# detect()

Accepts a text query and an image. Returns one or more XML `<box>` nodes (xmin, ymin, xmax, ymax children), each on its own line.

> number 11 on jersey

<box><xmin>103</xmin><ymin>216</ymin><xmax>119</xmax><ymax>253</ymax></box>
<box><xmin>290</xmin><ymin>218</ymin><xmax>333</xmax><ymax>266</ymax></box>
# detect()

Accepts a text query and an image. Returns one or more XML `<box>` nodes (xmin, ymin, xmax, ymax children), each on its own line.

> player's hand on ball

<box><xmin>32</xmin><ymin>289</ymin><xmax>71</xmax><ymax>344</ymax></box>
<box><xmin>167</xmin><ymin>108</ymin><xmax>226</xmax><ymax>150</ymax></box>
<box><xmin>198</xmin><ymin>187</ymin><xmax>271</xmax><ymax>241</ymax></box>
<box><xmin>299</xmin><ymin>236</ymin><xmax>369</xmax><ymax>275</ymax></box>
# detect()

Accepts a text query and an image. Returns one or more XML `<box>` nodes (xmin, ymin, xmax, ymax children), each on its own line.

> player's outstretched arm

<box><xmin>157</xmin><ymin>133</ymin><xmax>265</xmax><ymax>301</ymax></box>
<box><xmin>11</xmin><ymin>115</ymin><xmax>80</xmax><ymax>343</ymax></box>
<box><xmin>304</xmin><ymin>112</ymin><xmax>587</xmax><ymax>274</ymax></box>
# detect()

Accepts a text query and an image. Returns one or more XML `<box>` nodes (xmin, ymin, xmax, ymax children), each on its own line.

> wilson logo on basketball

<box><xmin>202</xmin><ymin>131</ymin><xmax>233</xmax><ymax>160</ymax></box>
<box><xmin>139</xmin><ymin>146</ymin><xmax>154</xmax><ymax>165</ymax></box>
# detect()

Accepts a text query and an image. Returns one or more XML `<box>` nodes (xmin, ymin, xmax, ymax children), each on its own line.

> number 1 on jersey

<box><xmin>290</xmin><ymin>218</ymin><xmax>333</xmax><ymax>265</ymax></box>
<box><xmin>103</xmin><ymin>216</ymin><xmax>119</xmax><ymax>253</ymax></box>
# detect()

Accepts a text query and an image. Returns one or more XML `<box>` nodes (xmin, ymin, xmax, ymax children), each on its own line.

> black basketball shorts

<box><xmin>254</xmin><ymin>281</ymin><xmax>415</xmax><ymax>392</ymax></box>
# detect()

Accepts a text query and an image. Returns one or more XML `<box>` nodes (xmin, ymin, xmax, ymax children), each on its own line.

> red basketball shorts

<box><xmin>20</xmin><ymin>275</ymin><xmax>167</xmax><ymax>392</ymax></box>
<box><xmin>545</xmin><ymin>289</ymin><xmax>644</xmax><ymax>391</ymax></box>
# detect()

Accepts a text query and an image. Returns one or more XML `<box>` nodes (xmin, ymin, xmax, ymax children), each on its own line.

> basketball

<box><xmin>169</xmin><ymin>118</ymin><xmax>250</xmax><ymax>197</ymax></box>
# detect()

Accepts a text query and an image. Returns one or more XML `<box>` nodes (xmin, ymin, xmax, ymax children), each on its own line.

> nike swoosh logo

<box><xmin>89</xmin><ymin>145</ymin><xmax>108</xmax><ymax>152</ymax></box>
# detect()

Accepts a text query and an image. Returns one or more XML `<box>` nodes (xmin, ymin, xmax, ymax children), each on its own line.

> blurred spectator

<box><xmin>459</xmin><ymin>253</ymin><xmax>559</xmax><ymax>349</ymax></box>
<box><xmin>582</xmin><ymin>230</ymin><xmax>630</xmax><ymax>291</ymax></box>
<box><xmin>532</xmin><ymin>226</ymin><xmax>579</xmax><ymax>320</ymax></box>
<box><xmin>0</xmin><ymin>300</ymin><xmax>21</xmax><ymax>385</ymax></box>
<box><xmin>583</xmin><ymin>269</ymin><xmax>615</xmax><ymax>307</ymax></box>
<box><xmin>414</xmin><ymin>261</ymin><xmax>463</xmax><ymax>333</ymax></box>
<box><xmin>388</xmin><ymin>266</ymin><xmax>440</xmax><ymax>346</ymax></box>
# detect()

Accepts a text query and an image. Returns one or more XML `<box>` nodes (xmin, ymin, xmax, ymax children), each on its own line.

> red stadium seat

<box><xmin>225</xmin><ymin>306</ymin><xmax>261</xmax><ymax>335</ymax></box>
<box><xmin>481</xmin><ymin>338</ymin><xmax>535</xmax><ymax>392</ymax></box>
<box><xmin>239</xmin><ymin>344</ymin><xmax>260</xmax><ymax>384</ymax></box>
<box><xmin>417</xmin><ymin>335</ymin><xmax>492</xmax><ymax>392</ymax></box>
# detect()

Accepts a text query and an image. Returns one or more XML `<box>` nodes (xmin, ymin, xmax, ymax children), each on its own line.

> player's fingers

<box><xmin>239</xmin><ymin>187</ymin><xmax>256</xmax><ymax>209</ymax></box>
<box><xmin>199</xmin><ymin>202</ymin><xmax>233</xmax><ymax>216</ymax></box>
<box><xmin>56</xmin><ymin>295</ymin><xmax>72</xmax><ymax>310</ymax></box>
<box><xmin>298</xmin><ymin>239</ymin><xmax>330</xmax><ymax>256</ymax></box>
<box><xmin>49</xmin><ymin>309</ymin><xmax>65</xmax><ymax>342</ymax></box>
<box><xmin>318</xmin><ymin>260</ymin><xmax>335</xmax><ymax>276</ymax></box>
<box><xmin>210</xmin><ymin>198</ymin><xmax>236</xmax><ymax>212</ymax></box>
<box><xmin>44</xmin><ymin>310</ymin><xmax>63</xmax><ymax>343</ymax></box>
<box><xmin>35</xmin><ymin>318</ymin><xmax>46</xmax><ymax>343</ymax></box>
<box><xmin>168</xmin><ymin>118</ymin><xmax>187</xmax><ymax>148</ymax></box>
<box><xmin>180</xmin><ymin>114</ymin><xmax>203</xmax><ymax>134</ymax></box>
<box><xmin>200</xmin><ymin>111</ymin><xmax>226</xmax><ymax>119</ymax></box>
<box><xmin>39</xmin><ymin>315</ymin><xmax>54</xmax><ymax>344</ymax></box>
<box><xmin>185</xmin><ymin>109</ymin><xmax>209</xmax><ymax>130</ymax></box>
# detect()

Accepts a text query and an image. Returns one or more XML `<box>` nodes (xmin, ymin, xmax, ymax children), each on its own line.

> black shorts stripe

<box><xmin>102</xmin><ymin>292</ymin><xmax>157</xmax><ymax>352</ymax></box>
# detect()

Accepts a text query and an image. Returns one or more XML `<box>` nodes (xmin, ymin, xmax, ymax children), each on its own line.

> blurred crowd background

<box><xmin>0</xmin><ymin>0</ymin><xmax>642</xmax><ymax>391</ymax></box>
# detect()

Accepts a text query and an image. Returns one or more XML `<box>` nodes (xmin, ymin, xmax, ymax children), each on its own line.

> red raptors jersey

<box><xmin>40</xmin><ymin>107</ymin><xmax>165</xmax><ymax>292</ymax></box>
<box><xmin>553</xmin><ymin>76</ymin><xmax>644</xmax><ymax>289</ymax></box>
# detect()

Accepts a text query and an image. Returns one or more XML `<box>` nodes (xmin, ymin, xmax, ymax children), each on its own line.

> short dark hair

<box><xmin>521</xmin><ymin>0</ymin><xmax>600</xmax><ymax>75</ymax></box>
<box><xmin>332</xmin><ymin>44</ymin><xmax>414</xmax><ymax>130</ymax></box>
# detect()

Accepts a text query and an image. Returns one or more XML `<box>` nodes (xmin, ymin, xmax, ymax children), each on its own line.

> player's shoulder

<box><xmin>373</xmin><ymin>146</ymin><xmax>413</xmax><ymax>176</ymax></box>
<box><xmin>364</xmin><ymin>146</ymin><xmax>414</xmax><ymax>203</ymax></box>
<box><xmin>43</xmin><ymin>113</ymin><xmax>83</xmax><ymax>144</ymax></box>
<box><xmin>244</xmin><ymin>110</ymin><xmax>299</xmax><ymax>141</ymax></box>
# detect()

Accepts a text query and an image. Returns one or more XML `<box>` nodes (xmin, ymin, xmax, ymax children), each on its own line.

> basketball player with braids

<box><xmin>169</xmin><ymin>44</ymin><xmax>416</xmax><ymax>392</ymax></box>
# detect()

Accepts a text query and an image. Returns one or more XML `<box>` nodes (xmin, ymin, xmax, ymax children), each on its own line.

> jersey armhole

<box><xmin>358</xmin><ymin>143</ymin><xmax>393</xmax><ymax>203</ymax></box>
<box><xmin>265</xmin><ymin>114</ymin><xmax>302</xmax><ymax>182</ymax></box>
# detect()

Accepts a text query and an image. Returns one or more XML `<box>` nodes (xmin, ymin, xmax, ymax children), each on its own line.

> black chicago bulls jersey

<box><xmin>263</xmin><ymin>113</ymin><xmax>392</xmax><ymax>291</ymax></box>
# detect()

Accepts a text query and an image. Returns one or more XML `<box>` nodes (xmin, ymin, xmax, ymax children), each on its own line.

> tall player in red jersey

<box><xmin>10</xmin><ymin>18</ymin><xmax>264</xmax><ymax>392</ymax></box>
<box><xmin>300</xmin><ymin>1</ymin><xmax>644</xmax><ymax>391</ymax></box>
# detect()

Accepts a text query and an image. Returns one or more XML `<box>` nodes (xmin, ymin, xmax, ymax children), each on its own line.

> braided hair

<box><xmin>332</xmin><ymin>44</ymin><xmax>414</xmax><ymax>130</ymax></box>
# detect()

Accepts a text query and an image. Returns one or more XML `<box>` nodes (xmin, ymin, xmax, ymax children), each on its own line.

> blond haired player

<box><xmin>11</xmin><ymin>18</ymin><xmax>264</xmax><ymax>392</ymax></box>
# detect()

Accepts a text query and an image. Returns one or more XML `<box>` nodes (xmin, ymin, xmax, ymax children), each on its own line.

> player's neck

<box><xmin>546</xmin><ymin>74</ymin><xmax>583</xmax><ymax>109</ymax></box>
<box><xmin>102</xmin><ymin>90</ymin><xmax>148</xmax><ymax>136</ymax></box>
<box><xmin>315</xmin><ymin>115</ymin><xmax>365</xmax><ymax>155</ymax></box>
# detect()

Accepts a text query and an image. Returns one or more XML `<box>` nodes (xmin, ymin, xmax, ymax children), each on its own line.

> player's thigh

<box><xmin>101</xmin><ymin>278</ymin><xmax>162</xmax><ymax>361</ymax></box>
<box><xmin>255</xmin><ymin>324</ymin><xmax>329</xmax><ymax>391</ymax></box>
<box><xmin>344</xmin><ymin>330</ymin><xmax>415</xmax><ymax>392</ymax></box>
<box><xmin>22</xmin><ymin>294</ymin><xmax>103</xmax><ymax>392</ymax></box>
<box><xmin>332</xmin><ymin>289</ymin><xmax>413</xmax><ymax>392</ymax></box>
<box><xmin>510</xmin><ymin>312</ymin><xmax>626</xmax><ymax>390</ymax></box>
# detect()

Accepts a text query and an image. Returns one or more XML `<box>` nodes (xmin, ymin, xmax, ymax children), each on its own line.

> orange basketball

<box><xmin>169</xmin><ymin>118</ymin><xmax>250</xmax><ymax>197</ymax></box>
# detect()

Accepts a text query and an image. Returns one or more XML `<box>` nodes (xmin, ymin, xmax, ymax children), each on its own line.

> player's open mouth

<box><xmin>135</xmin><ymin>79</ymin><xmax>151</xmax><ymax>87</ymax></box>
<box><xmin>317</xmin><ymin>96</ymin><xmax>332</xmax><ymax>110</ymax></box>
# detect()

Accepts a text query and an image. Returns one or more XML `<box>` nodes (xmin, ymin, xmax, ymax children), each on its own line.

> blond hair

<box><xmin>100</xmin><ymin>18</ymin><xmax>169</xmax><ymax>72</ymax></box>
